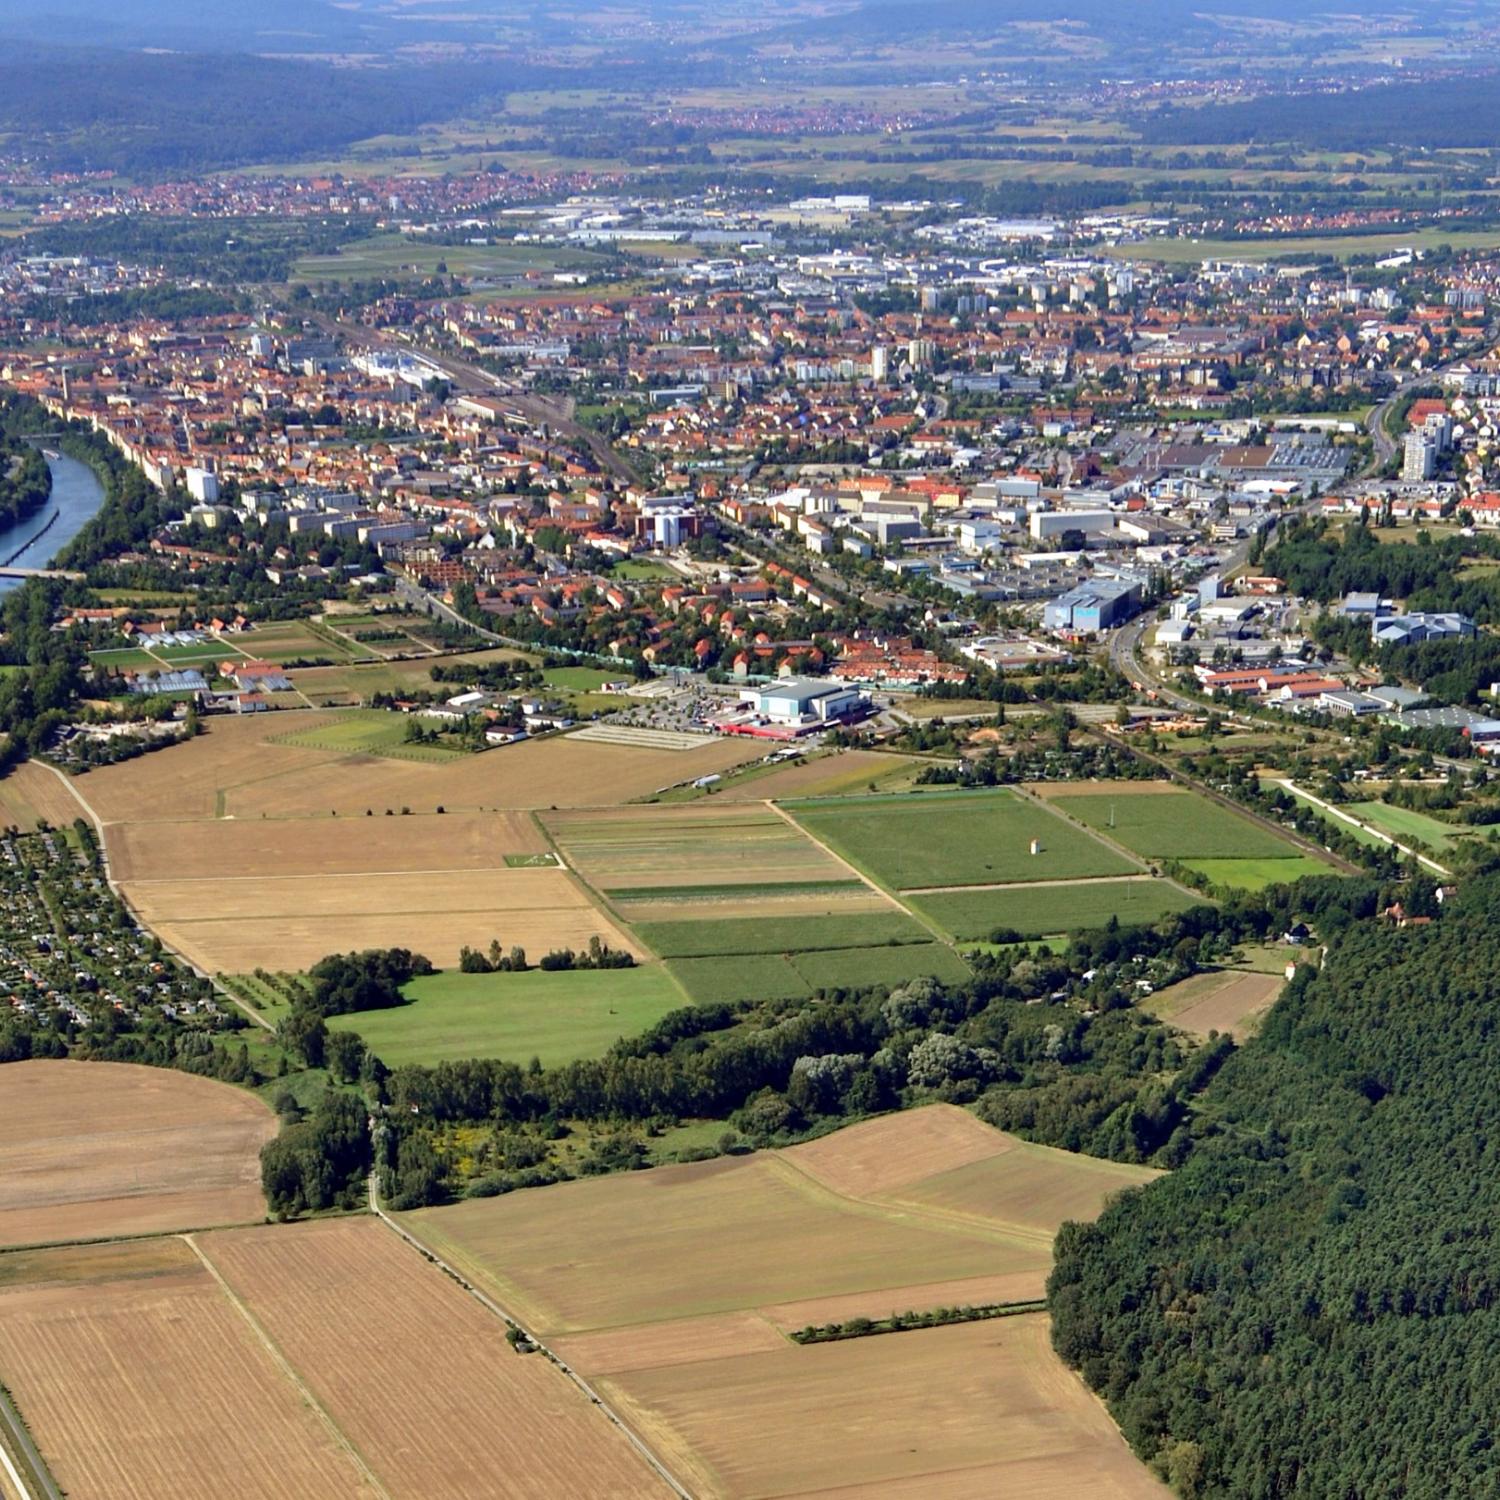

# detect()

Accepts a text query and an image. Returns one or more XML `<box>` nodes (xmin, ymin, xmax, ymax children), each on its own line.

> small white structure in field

<box><xmin>1029</xmin><ymin>838</ymin><xmax>1042</xmax><ymax>856</ymax></box>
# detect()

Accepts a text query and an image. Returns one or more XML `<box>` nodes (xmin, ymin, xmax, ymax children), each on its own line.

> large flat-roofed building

<box><xmin>743</xmin><ymin>676</ymin><xmax>865</xmax><ymax>725</ymax></box>
<box><xmin>1042</xmin><ymin>578</ymin><xmax>1141</xmax><ymax>633</ymax></box>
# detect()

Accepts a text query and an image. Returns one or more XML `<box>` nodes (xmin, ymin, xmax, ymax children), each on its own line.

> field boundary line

<box><xmin>1268</xmin><ymin>777</ymin><xmax>1450</xmax><ymax>877</ymax></box>
<box><xmin>765</xmin><ymin>800</ymin><xmax>946</xmax><ymax>941</ymax></box>
<box><xmin>183</xmin><ymin>1234</ymin><xmax>396</xmax><ymax>1500</ymax></box>
<box><xmin>368</xmin><ymin>1181</ymin><xmax>692</xmax><ymax>1500</ymax></box>
<box><xmin>762</xmin><ymin>1154</ymin><xmax>1055</xmax><ymax>1251</ymax></box>
<box><xmin>0</xmin><ymin>1382</ymin><xmax>59</xmax><ymax>1500</ymax></box>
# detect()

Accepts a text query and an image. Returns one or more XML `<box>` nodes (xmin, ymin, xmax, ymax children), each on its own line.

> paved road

<box><xmin>0</xmin><ymin>1387</ymin><xmax>60</xmax><ymax>1500</ymax></box>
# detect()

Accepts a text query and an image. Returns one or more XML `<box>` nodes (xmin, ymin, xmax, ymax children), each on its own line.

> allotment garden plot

<box><xmin>1048</xmin><ymin>786</ymin><xmax>1340</xmax><ymax>890</ymax></box>
<box><xmin>402</xmin><ymin>1105</ymin><xmax>1163</xmax><ymax>1499</ymax></box>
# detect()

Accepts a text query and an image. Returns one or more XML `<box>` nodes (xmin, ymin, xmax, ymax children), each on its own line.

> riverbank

<box><xmin>0</xmin><ymin>452</ymin><xmax>106</xmax><ymax>593</ymax></box>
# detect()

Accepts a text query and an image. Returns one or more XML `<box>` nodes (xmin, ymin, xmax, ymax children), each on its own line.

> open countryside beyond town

<box><xmin>3</xmin><ymin>0</ymin><xmax>1500</xmax><ymax>1493</ymax></box>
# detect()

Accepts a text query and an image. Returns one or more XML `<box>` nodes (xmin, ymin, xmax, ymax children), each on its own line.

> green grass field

<box><xmin>636</xmin><ymin>911</ymin><xmax>931</xmax><ymax>958</ymax></box>
<box><xmin>1343</xmin><ymin>800</ymin><xmax>1461</xmax><ymax>853</ymax></box>
<box><xmin>327</xmin><ymin>965</ymin><xmax>688</xmax><ymax>1068</ymax></box>
<box><xmin>666</xmin><ymin>941</ymin><xmax>969</xmax><ymax>1004</ymax></box>
<box><xmin>1182</xmin><ymin>856</ymin><xmax>1339</xmax><ymax>892</ymax></box>
<box><xmin>543</xmin><ymin>666</ymin><xmax>624</xmax><ymax>693</ymax></box>
<box><xmin>1052</xmin><ymin>790</ymin><xmax>1314</xmax><ymax>862</ymax></box>
<box><xmin>786</xmin><ymin>789</ymin><xmax>1136</xmax><ymax>890</ymax></box>
<box><xmin>269</xmin><ymin>709</ymin><xmax>472</xmax><ymax>762</ymax></box>
<box><xmin>908</xmin><ymin>878</ymin><xmax>1203</xmax><ymax>941</ymax></box>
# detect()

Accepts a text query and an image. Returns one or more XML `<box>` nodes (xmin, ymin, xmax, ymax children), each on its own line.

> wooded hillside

<box><xmin>1050</xmin><ymin>880</ymin><xmax>1500</xmax><ymax>1497</ymax></box>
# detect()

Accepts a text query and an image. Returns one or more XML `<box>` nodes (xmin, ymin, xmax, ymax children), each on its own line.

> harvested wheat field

<box><xmin>0</xmin><ymin>1238</ymin><xmax>380</xmax><ymax>1499</ymax></box>
<box><xmin>600</xmin><ymin>1315</ymin><xmax>1168</xmax><ymax>1499</ymax></box>
<box><xmin>1146</xmin><ymin>968</ymin><xmax>1283</xmax><ymax>1040</ymax></box>
<box><xmin>0</xmin><ymin>761</ymin><xmax>87</xmax><ymax>832</ymax></box>
<box><xmin>404</xmin><ymin>1107</ymin><xmax>1158</xmax><ymax>1338</ymax></box>
<box><xmin>199</xmin><ymin>1218</ymin><xmax>666</xmax><ymax>1499</ymax></box>
<box><xmin>714</xmin><ymin>750</ymin><xmax>913</xmax><ymax>802</ymax></box>
<box><xmin>125</xmin><ymin>867</ymin><xmax>637</xmax><ymax>973</ymax></box>
<box><xmin>71</xmin><ymin>712</ymin><xmax>762</xmax><ymax>824</ymax></box>
<box><xmin>0</xmin><ymin>1061</ymin><xmax>274</xmax><ymax>1248</ymax></box>
<box><xmin>408</xmin><ymin>1149</ymin><xmax>1055</xmax><ymax>1336</ymax></box>
<box><xmin>401</xmin><ymin>1105</ymin><xmax>1165</xmax><ymax>1498</ymax></box>
<box><xmin>881</xmin><ymin>1140</ymin><xmax>1164</xmax><ymax>1237</ymax></box>
<box><xmin>780</xmin><ymin>1102</ymin><xmax>1015</xmax><ymax>1198</ymax></box>
<box><xmin>106</xmin><ymin>808</ymin><xmax>548</xmax><ymax>883</ymax></box>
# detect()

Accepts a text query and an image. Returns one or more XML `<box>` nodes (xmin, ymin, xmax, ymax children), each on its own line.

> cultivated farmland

<box><xmin>1050</xmin><ymin>787</ymin><xmax>1317</xmax><ymax>860</ymax></box>
<box><xmin>402</xmin><ymin>1105</ymin><xmax>1162</xmax><ymax>1498</ymax></box>
<box><xmin>125</xmin><ymin>866</ymin><xmax>636</xmax><ymax>974</ymax></box>
<box><xmin>0</xmin><ymin>1060</ymin><xmax>274</xmax><ymax>1248</ymax></box>
<box><xmin>0</xmin><ymin>761</ymin><xmax>86</xmax><ymax>832</ymax></box>
<box><xmin>327</xmin><ymin>964</ymin><xmax>688</xmax><ymax>1068</ymax></box>
<box><xmin>786</xmin><ymin>788</ymin><xmax>1138</xmax><ymax>890</ymax></box>
<box><xmin>0</xmin><ymin>1238</ymin><xmax>380</xmax><ymax>1499</ymax></box>
<box><xmin>70</xmin><ymin>711</ymin><xmax>763</xmax><ymax>823</ymax></box>
<box><xmin>910</xmin><ymin>876</ymin><xmax>1202</xmax><ymax>941</ymax></box>
<box><xmin>106</xmin><ymin>808</ymin><xmax>549</xmax><ymax>883</ymax></box>
<box><xmin>544</xmin><ymin>803</ymin><xmax>863</xmax><ymax>899</ymax></box>
<box><xmin>599</xmin><ymin>1316</ymin><xmax>1167</xmax><ymax>1499</ymax></box>
<box><xmin>198</xmin><ymin>1218</ymin><xmax>665</xmax><ymax>1498</ymax></box>
<box><xmin>1144</xmin><ymin>967</ymin><xmax>1285</xmax><ymax>1040</ymax></box>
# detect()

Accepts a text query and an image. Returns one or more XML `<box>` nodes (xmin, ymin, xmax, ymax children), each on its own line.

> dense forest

<box><xmin>0</xmin><ymin>46</ymin><xmax>513</xmax><ymax>173</ymax></box>
<box><xmin>1050</xmin><ymin>878</ymin><xmax>1500</xmax><ymax>1497</ymax></box>
<box><xmin>1136</xmin><ymin>75</ymin><xmax>1500</xmax><ymax>150</ymax></box>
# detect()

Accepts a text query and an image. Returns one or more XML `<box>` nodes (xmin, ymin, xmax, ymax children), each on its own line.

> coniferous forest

<box><xmin>1050</xmin><ymin>879</ymin><xmax>1500</xmax><ymax>1499</ymax></box>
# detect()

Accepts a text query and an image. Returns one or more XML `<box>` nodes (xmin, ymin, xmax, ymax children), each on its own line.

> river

<box><xmin>0</xmin><ymin>449</ymin><xmax>107</xmax><ymax>594</ymax></box>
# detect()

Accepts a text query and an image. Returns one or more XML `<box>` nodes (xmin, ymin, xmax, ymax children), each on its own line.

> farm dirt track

<box><xmin>123</xmin><ymin>866</ymin><xmax>640</xmax><ymax>973</ymax></box>
<box><xmin>0</xmin><ymin>1061</ymin><xmax>274</xmax><ymax>1248</ymax></box>
<box><xmin>70</xmin><ymin>713</ymin><xmax>763</xmax><ymax>823</ymax></box>
<box><xmin>0</xmin><ymin>1239</ymin><xmax>380</xmax><ymax>1499</ymax></box>
<box><xmin>200</xmin><ymin>1218</ymin><xmax>666</xmax><ymax>1499</ymax></box>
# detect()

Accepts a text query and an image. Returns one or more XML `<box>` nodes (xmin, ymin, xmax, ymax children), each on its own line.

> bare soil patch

<box><xmin>0</xmin><ymin>1061</ymin><xmax>274</xmax><ymax>1248</ymax></box>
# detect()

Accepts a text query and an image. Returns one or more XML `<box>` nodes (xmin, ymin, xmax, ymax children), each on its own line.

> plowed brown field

<box><xmin>0</xmin><ymin>1061</ymin><xmax>274</xmax><ymax>1248</ymax></box>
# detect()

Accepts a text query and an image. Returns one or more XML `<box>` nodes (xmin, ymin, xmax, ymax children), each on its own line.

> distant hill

<box><xmin>1134</xmin><ymin>74</ymin><xmax>1500</xmax><ymax>150</ymax></box>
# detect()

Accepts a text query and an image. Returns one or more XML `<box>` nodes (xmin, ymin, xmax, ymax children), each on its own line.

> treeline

<box><xmin>0</xmin><ymin>438</ymin><xmax>51</xmax><ymax>533</ymax></box>
<box><xmin>364</xmin><ymin>873</ymin><xmax>1385</xmax><ymax>1207</ymax></box>
<box><xmin>1136</xmin><ymin>75</ymin><xmax>1500</xmax><ymax>151</ymax></box>
<box><xmin>1050</xmin><ymin>874</ymin><xmax>1500</xmax><ymax>1498</ymax></box>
